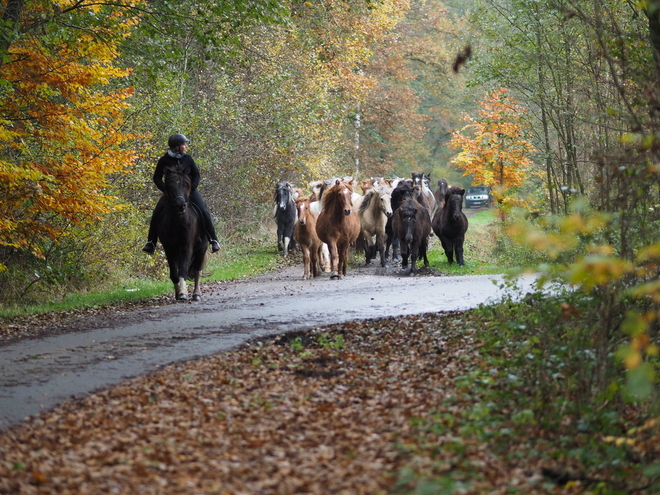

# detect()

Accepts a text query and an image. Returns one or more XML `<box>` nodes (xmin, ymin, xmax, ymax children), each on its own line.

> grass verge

<box><xmin>427</xmin><ymin>208</ymin><xmax>504</xmax><ymax>275</ymax></box>
<box><xmin>0</xmin><ymin>241</ymin><xmax>283</xmax><ymax>320</ymax></box>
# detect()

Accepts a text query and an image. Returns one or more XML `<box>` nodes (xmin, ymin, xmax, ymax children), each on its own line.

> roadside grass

<box><xmin>428</xmin><ymin>208</ymin><xmax>504</xmax><ymax>275</ymax></box>
<box><xmin>0</xmin><ymin>241</ymin><xmax>283</xmax><ymax>319</ymax></box>
<box><xmin>1</xmin><ymin>207</ymin><xmax>506</xmax><ymax>319</ymax></box>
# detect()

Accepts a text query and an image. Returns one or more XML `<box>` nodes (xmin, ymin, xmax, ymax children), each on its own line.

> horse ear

<box><xmin>335</xmin><ymin>179</ymin><xmax>341</xmax><ymax>186</ymax></box>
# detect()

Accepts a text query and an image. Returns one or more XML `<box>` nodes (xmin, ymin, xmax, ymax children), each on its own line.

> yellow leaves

<box><xmin>566</xmin><ymin>255</ymin><xmax>634</xmax><ymax>292</ymax></box>
<box><xmin>0</xmin><ymin>1</ymin><xmax>144</xmax><ymax>254</ymax></box>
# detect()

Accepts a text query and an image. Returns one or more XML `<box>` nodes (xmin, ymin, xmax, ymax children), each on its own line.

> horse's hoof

<box><xmin>330</xmin><ymin>273</ymin><xmax>341</xmax><ymax>280</ymax></box>
<box><xmin>176</xmin><ymin>293</ymin><xmax>188</xmax><ymax>301</ymax></box>
<box><xmin>192</xmin><ymin>294</ymin><xmax>201</xmax><ymax>302</ymax></box>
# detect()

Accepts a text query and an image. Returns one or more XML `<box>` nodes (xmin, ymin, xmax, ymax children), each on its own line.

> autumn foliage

<box><xmin>448</xmin><ymin>88</ymin><xmax>534</xmax><ymax>189</ymax></box>
<box><xmin>0</xmin><ymin>1</ymin><xmax>142</xmax><ymax>266</ymax></box>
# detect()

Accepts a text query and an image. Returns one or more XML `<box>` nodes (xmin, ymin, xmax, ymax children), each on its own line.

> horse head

<box><xmin>296</xmin><ymin>197</ymin><xmax>310</xmax><ymax>226</ymax></box>
<box><xmin>376</xmin><ymin>187</ymin><xmax>393</xmax><ymax>218</ymax></box>
<box><xmin>445</xmin><ymin>187</ymin><xmax>466</xmax><ymax>221</ymax></box>
<box><xmin>400</xmin><ymin>200</ymin><xmax>419</xmax><ymax>243</ymax></box>
<box><xmin>275</xmin><ymin>182</ymin><xmax>293</xmax><ymax>211</ymax></box>
<box><xmin>392</xmin><ymin>180</ymin><xmax>413</xmax><ymax>210</ymax></box>
<box><xmin>164</xmin><ymin>165</ymin><xmax>190</xmax><ymax>215</ymax></box>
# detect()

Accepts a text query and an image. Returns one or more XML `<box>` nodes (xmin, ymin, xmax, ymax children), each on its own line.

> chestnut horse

<box><xmin>315</xmin><ymin>179</ymin><xmax>361</xmax><ymax>279</ymax></box>
<box><xmin>157</xmin><ymin>164</ymin><xmax>207</xmax><ymax>301</ymax></box>
<box><xmin>294</xmin><ymin>196</ymin><xmax>324</xmax><ymax>279</ymax></box>
<box><xmin>432</xmin><ymin>186</ymin><xmax>468</xmax><ymax>266</ymax></box>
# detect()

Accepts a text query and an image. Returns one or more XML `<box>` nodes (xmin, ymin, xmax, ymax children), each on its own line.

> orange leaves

<box><xmin>448</xmin><ymin>88</ymin><xmax>535</xmax><ymax>189</ymax></box>
<box><xmin>0</xmin><ymin>1</ymin><xmax>143</xmax><ymax>263</ymax></box>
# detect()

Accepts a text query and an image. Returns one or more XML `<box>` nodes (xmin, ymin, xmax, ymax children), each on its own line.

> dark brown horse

<box><xmin>294</xmin><ymin>196</ymin><xmax>323</xmax><ymax>280</ymax></box>
<box><xmin>315</xmin><ymin>179</ymin><xmax>361</xmax><ymax>279</ymax></box>
<box><xmin>157</xmin><ymin>164</ymin><xmax>207</xmax><ymax>301</ymax></box>
<box><xmin>392</xmin><ymin>195</ymin><xmax>432</xmax><ymax>276</ymax></box>
<box><xmin>434</xmin><ymin>178</ymin><xmax>449</xmax><ymax>209</ymax></box>
<box><xmin>432</xmin><ymin>186</ymin><xmax>468</xmax><ymax>266</ymax></box>
<box><xmin>385</xmin><ymin>180</ymin><xmax>413</xmax><ymax>261</ymax></box>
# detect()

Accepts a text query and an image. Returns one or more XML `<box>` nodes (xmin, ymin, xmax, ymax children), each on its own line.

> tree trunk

<box><xmin>0</xmin><ymin>0</ymin><xmax>24</xmax><ymax>68</ymax></box>
<box><xmin>644</xmin><ymin>3</ymin><xmax>660</xmax><ymax>71</ymax></box>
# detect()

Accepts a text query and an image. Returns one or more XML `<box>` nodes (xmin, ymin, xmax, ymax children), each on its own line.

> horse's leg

<box><xmin>364</xmin><ymin>232</ymin><xmax>374</xmax><ymax>265</ymax></box>
<box><xmin>440</xmin><ymin>235</ymin><xmax>454</xmax><ymax>264</ymax></box>
<box><xmin>277</xmin><ymin>223</ymin><xmax>283</xmax><ymax>252</ymax></box>
<box><xmin>400</xmin><ymin>241</ymin><xmax>409</xmax><ymax>268</ymax></box>
<box><xmin>192</xmin><ymin>270</ymin><xmax>202</xmax><ymax>301</ymax></box>
<box><xmin>283</xmin><ymin>236</ymin><xmax>290</xmax><ymax>257</ymax></box>
<box><xmin>175</xmin><ymin>277</ymin><xmax>188</xmax><ymax>301</ymax></box>
<box><xmin>409</xmin><ymin>244</ymin><xmax>418</xmax><ymax>276</ymax></box>
<box><xmin>165</xmin><ymin>255</ymin><xmax>184</xmax><ymax>301</ymax></box>
<box><xmin>328</xmin><ymin>240</ymin><xmax>340</xmax><ymax>279</ymax></box>
<box><xmin>376</xmin><ymin>232</ymin><xmax>386</xmax><ymax>267</ymax></box>
<box><xmin>338</xmin><ymin>240</ymin><xmax>348</xmax><ymax>277</ymax></box>
<box><xmin>312</xmin><ymin>244</ymin><xmax>321</xmax><ymax>277</ymax></box>
<box><xmin>321</xmin><ymin>243</ymin><xmax>331</xmax><ymax>272</ymax></box>
<box><xmin>301</xmin><ymin>244</ymin><xmax>311</xmax><ymax>279</ymax></box>
<box><xmin>455</xmin><ymin>235</ymin><xmax>465</xmax><ymax>266</ymax></box>
<box><xmin>421</xmin><ymin>237</ymin><xmax>430</xmax><ymax>267</ymax></box>
<box><xmin>392</xmin><ymin>237</ymin><xmax>400</xmax><ymax>261</ymax></box>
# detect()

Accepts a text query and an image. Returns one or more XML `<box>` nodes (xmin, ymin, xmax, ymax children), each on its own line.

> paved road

<box><xmin>0</xmin><ymin>264</ymin><xmax>539</xmax><ymax>430</ymax></box>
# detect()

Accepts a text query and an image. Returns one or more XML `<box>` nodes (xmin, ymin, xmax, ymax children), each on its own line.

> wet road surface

<box><xmin>0</xmin><ymin>263</ymin><xmax>538</xmax><ymax>430</ymax></box>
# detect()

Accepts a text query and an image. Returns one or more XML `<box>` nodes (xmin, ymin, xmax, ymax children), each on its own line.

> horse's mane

<box><xmin>359</xmin><ymin>188</ymin><xmax>376</xmax><ymax>214</ymax></box>
<box><xmin>274</xmin><ymin>181</ymin><xmax>294</xmax><ymax>201</ymax></box>
<box><xmin>443</xmin><ymin>186</ymin><xmax>466</xmax><ymax>214</ymax></box>
<box><xmin>447</xmin><ymin>185</ymin><xmax>465</xmax><ymax>195</ymax></box>
<box><xmin>323</xmin><ymin>180</ymin><xmax>354</xmax><ymax>209</ymax></box>
<box><xmin>399</xmin><ymin>195</ymin><xmax>421</xmax><ymax>216</ymax></box>
<box><xmin>164</xmin><ymin>164</ymin><xmax>191</xmax><ymax>192</ymax></box>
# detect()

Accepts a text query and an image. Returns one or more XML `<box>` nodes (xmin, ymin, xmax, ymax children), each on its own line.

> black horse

<box><xmin>432</xmin><ymin>186</ymin><xmax>468</xmax><ymax>266</ymax></box>
<box><xmin>392</xmin><ymin>195</ymin><xmax>432</xmax><ymax>276</ymax></box>
<box><xmin>157</xmin><ymin>164</ymin><xmax>207</xmax><ymax>301</ymax></box>
<box><xmin>274</xmin><ymin>181</ymin><xmax>298</xmax><ymax>256</ymax></box>
<box><xmin>385</xmin><ymin>180</ymin><xmax>413</xmax><ymax>261</ymax></box>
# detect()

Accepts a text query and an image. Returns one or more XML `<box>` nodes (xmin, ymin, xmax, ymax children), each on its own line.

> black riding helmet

<box><xmin>168</xmin><ymin>133</ymin><xmax>190</xmax><ymax>149</ymax></box>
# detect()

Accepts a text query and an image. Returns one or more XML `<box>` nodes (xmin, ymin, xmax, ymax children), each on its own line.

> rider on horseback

<box><xmin>142</xmin><ymin>133</ymin><xmax>221</xmax><ymax>254</ymax></box>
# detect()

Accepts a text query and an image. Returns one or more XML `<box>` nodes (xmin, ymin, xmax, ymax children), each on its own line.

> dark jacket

<box><xmin>153</xmin><ymin>151</ymin><xmax>201</xmax><ymax>192</ymax></box>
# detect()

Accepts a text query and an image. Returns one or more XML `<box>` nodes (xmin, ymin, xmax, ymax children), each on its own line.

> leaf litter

<box><xmin>0</xmin><ymin>310</ymin><xmax>636</xmax><ymax>494</ymax></box>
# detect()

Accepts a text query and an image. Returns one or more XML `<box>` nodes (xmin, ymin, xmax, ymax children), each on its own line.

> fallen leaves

<box><xmin>0</xmin><ymin>311</ymin><xmax>641</xmax><ymax>494</ymax></box>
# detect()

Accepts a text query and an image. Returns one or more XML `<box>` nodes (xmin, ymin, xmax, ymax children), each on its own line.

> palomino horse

<box><xmin>294</xmin><ymin>196</ymin><xmax>324</xmax><ymax>280</ymax></box>
<box><xmin>274</xmin><ymin>181</ymin><xmax>298</xmax><ymax>256</ymax></box>
<box><xmin>432</xmin><ymin>185</ymin><xmax>469</xmax><ymax>266</ymax></box>
<box><xmin>392</xmin><ymin>195</ymin><xmax>432</xmax><ymax>276</ymax></box>
<box><xmin>157</xmin><ymin>164</ymin><xmax>207</xmax><ymax>301</ymax></box>
<box><xmin>358</xmin><ymin>185</ymin><xmax>393</xmax><ymax>266</ymax></box>
<box><xmin>315</xmin><ymin>179</ymin><xmax>361</xmax><ymax>279</ymax></box>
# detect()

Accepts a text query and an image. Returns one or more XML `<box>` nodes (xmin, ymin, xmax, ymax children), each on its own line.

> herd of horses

<box><xmin>274</xmin><ymin>173</ymin><xmax>469</xmax><ymax>281</ymax></box>
<box><xmin>152</xmin><ymin>165</ymin><xmax>470</xmax><ymax>301</ymax></box>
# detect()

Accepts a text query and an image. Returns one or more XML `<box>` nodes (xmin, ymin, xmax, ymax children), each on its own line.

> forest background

<box><xmin>1</xmin><ymin>0</ymin><xmax>660</xmax><ymax>489</ymax></box>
